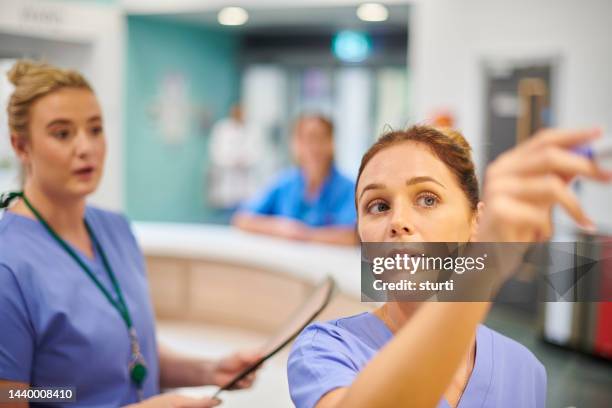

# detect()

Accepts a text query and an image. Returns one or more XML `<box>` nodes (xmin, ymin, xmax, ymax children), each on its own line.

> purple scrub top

<box><xmin>0</xmin><ymin>207</ymin><xmax>160</xmax><ymax>407</ymax></box>
<box><xmin>287</xmin><ymin>312</ymin><xmax>546</xmax><ymax>408</ymax></box>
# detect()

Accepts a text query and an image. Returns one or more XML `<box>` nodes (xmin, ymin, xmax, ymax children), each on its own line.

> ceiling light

<box><xmin>218</xmin><ymin>7</ymin><xmax>249</xmax><ymax>26</ymax></box>
<box><xmin>357</xmin><ymin>3</ymin><xmax>389</xmax><ymax>22</ymax></box>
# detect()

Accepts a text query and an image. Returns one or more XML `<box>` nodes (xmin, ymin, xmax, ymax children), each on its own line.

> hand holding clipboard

<box><xmin>212</xmin><ymin>276</ymin><xmax>336</xmax><ymax>398</ymax></box>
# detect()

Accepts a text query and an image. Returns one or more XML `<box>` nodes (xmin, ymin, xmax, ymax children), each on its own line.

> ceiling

<box><xmin>157</xmin><ymin>4</ymin><xmax>410</xmax><ymax>34</ymax></box>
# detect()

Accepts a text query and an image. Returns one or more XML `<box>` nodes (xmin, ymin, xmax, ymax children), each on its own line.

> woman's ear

<box><xmin>10</xmin><ymin>134</ymin><xmax>29</xmax><ymax>163</ymax></box>
<box><xmin>469</xmin><ymin>201</ymin><xmax>485</xmax><ymax>241</ymax></box>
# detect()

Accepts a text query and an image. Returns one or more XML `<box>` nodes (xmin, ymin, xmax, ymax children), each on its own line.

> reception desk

<box><xmin>132</xmin><ymin>222</ymin><xmax>367</xmax><ymax>334</ymax></box>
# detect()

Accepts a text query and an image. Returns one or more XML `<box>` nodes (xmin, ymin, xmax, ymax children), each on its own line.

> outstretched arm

<box><xmin>233</xmin><ymin>213</ymin><xmax>357</xmax><ymax>245</ymax></box>
<box><xmin>313</xmin><ymin>128</ymin><xmax>611</xmax><ymax>408</ymax></box>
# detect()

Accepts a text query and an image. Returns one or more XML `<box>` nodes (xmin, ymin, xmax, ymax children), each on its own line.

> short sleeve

<box><xmin>331</xmin><ymin>190</ymin><xmax>357</xmax><ymax>226</ymax></box>
<box><xmin>325</xmin><ymin>172</ymin><xmax>356</xmax><ymax>227</ymax></box>
<box><xmin>287</xmin><ymin>325</ymin><xmax>357</xmax><ymax>408</ymax></box>
<box><xmin>238</xmin><ymin>177</ymin><xmax>282</xmax><ymax>216</ymax></box>
<box><xmin>0</xmin><ymin>264</ymin><xmax>34</xmax><ymax>383</ymax></box>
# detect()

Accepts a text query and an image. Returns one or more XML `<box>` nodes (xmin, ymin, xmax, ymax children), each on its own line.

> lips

<box><xmin>385</xmin><ymin>244</ymin><xmax>427</xmax><ymax>259</ymax></box>
<box><xmin>74</xmin><ymin>166</ymin><xmax>95</xmax><ymax>176</ymax></box>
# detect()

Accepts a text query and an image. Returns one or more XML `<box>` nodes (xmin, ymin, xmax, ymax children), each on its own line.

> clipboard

<box><xmin>212</xmin><ymin>276</ymin><xmax>336</xmax><ymax>398</ymax></box>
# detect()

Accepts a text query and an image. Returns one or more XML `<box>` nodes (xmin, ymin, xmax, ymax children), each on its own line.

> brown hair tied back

<box><xmin>294</xmin><ymin>112</ymin><xmax>334</xmax><ymax>137</ymax></box>
<box><xmin>356</xmin><ymin>125</ymin><xmax>480</xmax><ymax>211</ymax></box>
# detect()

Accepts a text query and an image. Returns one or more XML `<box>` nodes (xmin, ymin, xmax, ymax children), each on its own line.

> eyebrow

<box><xmin>358</xmin><ymin>183</ymin><xmax>385</xmax><ymax>200</ymax></box>
<box><xmin>406</xmin><ymin>176</ymin><xmax>446</xmax><ymax>189</ymax></box>
<box><xmin>358</xmin><ymin>176</ymin><xmax>446</xmax><ymax>200</ymax></box>
<box><xmin>46</xmin><ymin>119</ymin><xmax>71</xmax><ymax>128</ymax></box>
<box><xmin>46</xmin><ymin>116</ymin><xmax>101</xmax><ymax>128</ymax></box>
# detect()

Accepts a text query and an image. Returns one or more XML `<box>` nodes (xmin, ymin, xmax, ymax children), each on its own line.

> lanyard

<box><xmin>0</xmin><ymin>191</ymin><xmax>148</xmax><ymax>396</ymax></box>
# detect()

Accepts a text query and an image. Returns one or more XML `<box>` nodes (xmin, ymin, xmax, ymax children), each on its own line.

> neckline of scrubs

<box><xmin>367</xmin><ymin>312</ymin><xmax>493</xmax><ymax>408</ymax></box>
<box><xmin>2</xmin><ymin>209</ymin><xmax>100</xmax><ymax>265</ymax></box>
<box><xmin>298</xmin><ymin>165</ymin><xmax>337</xmax><ymax>204</ymax></box>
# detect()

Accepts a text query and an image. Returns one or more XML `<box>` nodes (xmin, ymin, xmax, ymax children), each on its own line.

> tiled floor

<box><xmin>158</xmin><ymin>306</ymin><xmax>611</xmax><ymax>408</ymax></box>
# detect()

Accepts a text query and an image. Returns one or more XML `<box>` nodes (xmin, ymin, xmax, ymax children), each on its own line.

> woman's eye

<box><xmin>416</xmin><ymin>193</ymin><xmax>439</xmax><ymax>208</ymax></box>
<box><xmin>90</xmin><ymin>125</ymin><xmax>104</xmax><ymax>136</ymax></box>
<box><xmin>51</xmin><ymin>129</ymin><xmax>71</xmax><ymax>140</ymax></box>
<box><xmin>367</xmin><ymin>200</ymin><xmax>390</xmax><ymax>214</ymax></box>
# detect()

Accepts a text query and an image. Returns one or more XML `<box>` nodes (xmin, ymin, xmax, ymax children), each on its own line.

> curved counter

<box><xmin>132</xmin><ymin>222</ymin><xmax>366</xmax><ymax>333</ymax></box>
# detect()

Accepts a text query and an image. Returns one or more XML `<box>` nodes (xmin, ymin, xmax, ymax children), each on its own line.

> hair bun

<box><xmin>436</xmin><ymin>127</ymin><xmax>472</xmax><ymax>155</ymax></box>
<box><xmin>6</xmin><ymin>60</ymin><xmax>92</xmax><ymax>145</ymax></box>
<box><xmin>7</xmin><ymin>60</ymin><xmax>48</xmax><ymax>86</ymax></box>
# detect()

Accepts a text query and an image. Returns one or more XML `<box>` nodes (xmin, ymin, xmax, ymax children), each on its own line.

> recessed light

<box><xmin>218</xmin><ymin>7</ymin><xmax>249</xmax><ymax>26</ymax></box>
<box><xmin>357</xmin><ymin>3</ymin><xmax>389</xmax><ymax>22</ymax></box>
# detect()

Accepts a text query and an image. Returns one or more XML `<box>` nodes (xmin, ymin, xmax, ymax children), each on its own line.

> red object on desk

<box><xmin>594</xmin><ymin>237</ymin><xmax>612</xmax><ymax>359</ymax></box>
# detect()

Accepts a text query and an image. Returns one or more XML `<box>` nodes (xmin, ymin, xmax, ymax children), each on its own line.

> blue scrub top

<box><xmin>287</xmin><ymin>312</ymin><xmax>546</xmax><ymax>408</ymax></box>
<box><xmin>0</xmin><ymin>207</ymin><xmax>159</xmax><ymax>407</ymax></box>
<box><xmin>238</xmin><ymin>166</ymin><xmax>357</xmax><ymax>227</ymax></box>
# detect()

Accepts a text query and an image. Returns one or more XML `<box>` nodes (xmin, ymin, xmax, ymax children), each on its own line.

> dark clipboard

<box><xmin>212</xmin><ymin>276</ymin><xmax>336</xmax><ymax>398</ymax></box>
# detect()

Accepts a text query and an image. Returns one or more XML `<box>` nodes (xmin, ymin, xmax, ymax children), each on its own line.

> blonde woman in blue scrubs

<box><xmin>0</xmin><ymin>61</ymin><xmax>260</xmax><ymax>407</ymax></box>
<box><xmin>288</xmin><ymin>126</ymin><xmax>611</xmax><ymax>408</ymax></box>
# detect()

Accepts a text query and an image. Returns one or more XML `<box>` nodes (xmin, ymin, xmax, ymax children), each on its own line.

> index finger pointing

<box><xmin>530</xmin><ymin>127</ymin><xmax>602</xmax><ymax>149</ymax></box>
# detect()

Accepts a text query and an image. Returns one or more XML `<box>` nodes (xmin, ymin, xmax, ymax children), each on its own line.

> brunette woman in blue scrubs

<box><xmin>0</xmin><ymin>61</ymin><xmax>260</xmax><ymax>407</ymax></box>
<box><xmin>287</xmin><ymin>126</ymin><xmax>611</xmax><ymax>408</ymax></box>
<box><xmin>233</xmin><ymin>114</ymin><xmax>357</xmax><ymax>245</ymax></box>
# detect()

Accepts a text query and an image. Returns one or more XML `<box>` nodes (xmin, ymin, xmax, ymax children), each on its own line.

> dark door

<box><xmin>484</xmin><ymin>63</ymin><xmax>553</xmax><ymax>164</ymax></box>
<box><xmin>483</xmin><ymin>62</ymin><xmax>555</xmax><ymax>313</ymax></box>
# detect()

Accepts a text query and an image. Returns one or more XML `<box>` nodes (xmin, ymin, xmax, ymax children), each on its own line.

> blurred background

<box><xmin>0</xmin><ymin>0</ymin><xmax>610</xmax><ymax>407</ymax></box>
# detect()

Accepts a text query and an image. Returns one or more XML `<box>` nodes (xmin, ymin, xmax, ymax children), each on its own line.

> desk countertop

<box><xmin>133</xmin><ymin>222</ymin><xmax>362</xmax><ymax>298</ymax></box>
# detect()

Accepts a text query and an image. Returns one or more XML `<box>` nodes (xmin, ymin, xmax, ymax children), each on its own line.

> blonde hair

<box><xmin>7</xmin><ymin>60</ymin><xmax>93</xmax><ymax>141</ymax></box>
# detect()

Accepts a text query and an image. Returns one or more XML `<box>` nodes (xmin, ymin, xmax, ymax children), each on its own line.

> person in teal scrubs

<box><xmin>0</xmin><ymin>60</ymin><xmax>261</xmax><ymax>408</ymax></box>
<box><xmin>233</xmin><ymin>114</ymin><xmax>357</xmax><ymax>245</ymax></box>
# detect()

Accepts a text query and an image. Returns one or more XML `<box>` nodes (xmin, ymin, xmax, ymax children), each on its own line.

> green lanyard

<box><xmin>1</xmin><ymin>191</ymin><xmax>148</xmax><ymax>397</ymax></box>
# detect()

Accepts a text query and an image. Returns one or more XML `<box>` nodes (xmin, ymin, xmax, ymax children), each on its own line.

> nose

<box><xmin>390</xmin><ymin>221</ymin><xmax>414</xmax><ymax>238</ymax></box>
<box><xmin>388</xmin><ymin>206</ymin><xmax>416</xmax><ymax>239</ymax></box>
<box><xmin>74</xmin><ymin>128</ymin><xmax>93</xmax><ymax>158</ymax></box>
